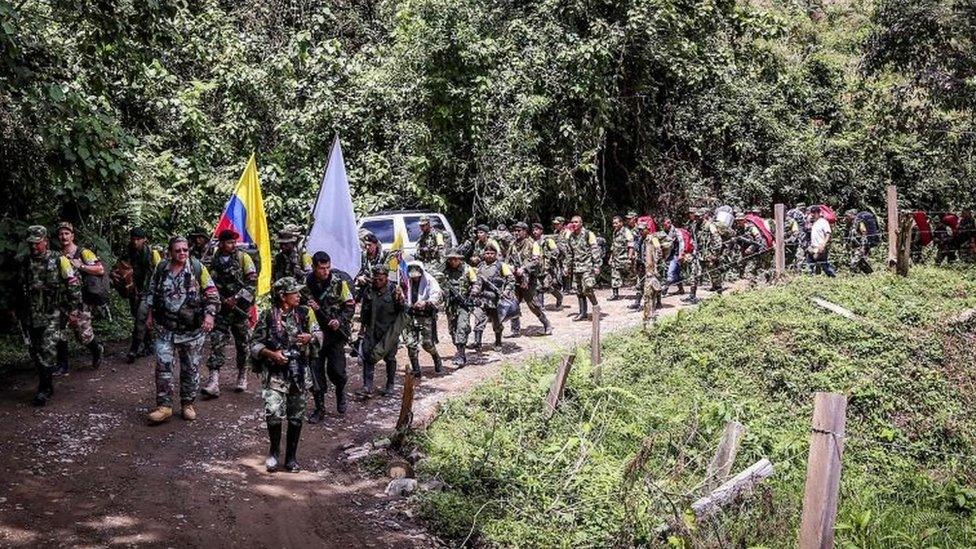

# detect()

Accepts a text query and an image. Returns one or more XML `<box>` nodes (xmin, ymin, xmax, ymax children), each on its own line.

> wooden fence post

<box><xmin>591</xmin><ymin>304</ymin><xmax>602</xmax><ymax>384</ymax></box>
<box><xmin>886</xmin><ymin>185</ymin><xmax>898</xmax><ymax>270</ymax></box>
<box><xmin>799</xmin><ymin>392</ymin><xmax>847</xmax><ymax>549</ymax></box>
<box><xmin>896</xmin><ymin>213</ymin><xmax>913</xmax><ymax>277</ymax></box>
<box><xmin>705</xmin><ymin>421</ymin><xmax>746</xmax><ymax>491</ymax></box>
<box><xmin>543</xmin><ymin>353</ymin><xmax>576</xmax><ymax>419</ymax></box>
<box><xmin>774</xmin><ymin>204</ymin><xmax>786</xmax><ymax>278</ymax></box>
<box><xmin>395</xmin><ymin>364</ymin><xmax>416</xmax><ymax>433</ymax></box>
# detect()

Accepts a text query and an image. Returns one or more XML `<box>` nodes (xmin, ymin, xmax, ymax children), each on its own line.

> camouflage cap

<box><xmin>277</xmin><ymin>228</ymin><xmax>298</xmax><ymax>243</ymax></box>
<box><xmin>56</xmin><ymin>221</ymin><xmax>75</xmax><ymax>233</ymax></box>
<box><xmin>187</xmin><ymin>226</ymin><xmax>209</xmax><ymax>238</ymax></box>
<box><xmin>625</xmin><ymin>211</ymin><xmax>638</xmax><ymax>219</ymax></box>
<box><xmin>419</xmin><ymin>215</ymin><xmax>431</xmax><ymax>224</ymax></box>
<box><xmin>552</xmin><ymin>216</ymin><xmax>566</xmax><ymax>224</ymax></box>
<box><xmin>636</xmin><ymin>221</ymin><xmax>648</xmax><ymax>230</ymax></box>
<box><xmin>476</xmin><ymin>224</ymin><xmax>490</xmax><ymax>233</ymax></box>
<box><xmin>513</xmin><ymin>221</ymin><xmax>529</xmax><ymax>230</ymax></box>
<box><xmin>795</xmin><ymin>202</ymin><xmax>807</xmax><ymax>210</ymax></box>
<box><xmin>446</xmin><ymin>248</ymin><xmax>464</xmax><ymax>259</ymax></box>
<box><xmin>531</xmin><ymin>222</ymin><xmax>544</xmax><ymax>231</ymax></box>
<box><xmin>371</xmin><ymin>264</ymin><xmax>390</xmax><ymax>276</ymax></box>
<box><xmin>26</xmin><ymin>225</ymin><xmax>47</xmax><ymax>243</ymax></box>
<box><xmin>273</xmin><ymin>276</ymin><xmax>304</xmax><ymax>296</ymax></box>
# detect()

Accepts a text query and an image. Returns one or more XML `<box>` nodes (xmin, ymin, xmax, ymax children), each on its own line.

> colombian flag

<box><xmin>215</xmin><ymin>153</ymin><xmax>272</xmax><ymax>296</ymax></box>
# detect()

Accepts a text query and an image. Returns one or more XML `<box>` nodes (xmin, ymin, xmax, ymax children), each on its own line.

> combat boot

<box><xmin>541</xmin><ymin>318</ymin><xmax>553</xmax><ymax>336</ymax></box>
<box><xmin>609</xmin><ymin>287</ymin><xmax>620</xmax><ymax>300</ymax></box>
<box><xmin>201</xmin><ymin>370</ymin><xmax>220</xmax><ymax>398</ymax></box>
<box><xmin>452</xmin><ymin>345</ymin><xmax>467</xmax><ymax>367</ymax></box>
<box><xmin>433</xmin><ymin>354</ymin><xmax>444</xmax><ymax>374</ymax></box>
<box><xmin>125</xmin><ymin>340</ymin><xmax>139</xmax><ymax>364</ymax></box>
<box><xmin>266</xmin><ymin>422</ymin><xmax>282</xmax><ymax>472</ymax></box>
<box><xmin>234</xmin><ymin>369</ymin><xmax>248</xmax><ymax>392</ymax></box>
<box><xmin>88</xmin><ymin>341</ymin><xmax>103</xmax><ymax>369</ymax></box>
<box><xmin>54</xmin><ymin>341</ymin><xmax>69</xmax><ymax>377</ymax></box>
<box><xmin>681</xmin><ymin>289</ymin><xmax>699</xmax><ymax>305</ymax></box>
<box><xmin>572</xmin><ymin>297</ymin><xmax>588</xmax><ymax>321</ymax></box>
<box><xmin>409</xmin><ymin>355</ymin><xmax>422</xmax><ymax>378</ymax></box>
<box><xmin>555</xmin><ymin>293</ymin><xmax>563</xmax><ymax>308</ymax></box>
<box><xmin>627</xmin><ymin>294</ymin><xmax>642</xmax><ymax>310</ymax></box>
<box><xmin>473</xmin><ymin>331</ymin><xmax>483</xmax><ymax>352</ymax></box>
<box><xmin>493</xmin><ymin>332</ymin><xmax>503</xmax><ymax>352</ymax></box>
<box><xmin>284</xmin><ymin>420</ymin><xmax>302</xmax><ymax>472</ymax></box>
<box><xmin>336</xmin><ymin>389</ymin><xmax>347</xmax><ymax>416</ymax></box>
<box><xmin>32</xmin><ymin>369</ymin><xmax>54</xmax><ymax>407</ymax></box>
<box><xmin>147</xmin><ymin>406</ymin><xmax>173</xmax><ymax>425</ymax></box>
<box><xmin>181</xmin><ymin>404</ymin><xmax>197</xmax><ymax>421</ymax></box>
<box><xmin>507</xmin><ymin>317</ymin><xmax>521</xmax><ymax>338</ymax></box>
<box><xmin>308</xmin><ymin>392</ymin><xmax>326</xmax><ymax>424</ymax></box>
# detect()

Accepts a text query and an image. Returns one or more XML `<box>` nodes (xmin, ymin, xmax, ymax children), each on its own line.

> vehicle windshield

<box><xmin>404</xmin><ymin>215</ymin><xmax>447</xmax><ymax>242</ymax></box>
<box><xmin>361</xmin><ymin>219</ymin><xmax>395</xmax><ymax>244</ymax></box>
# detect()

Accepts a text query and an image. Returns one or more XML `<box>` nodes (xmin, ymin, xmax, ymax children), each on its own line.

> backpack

<box><xmin>912</xmin><ymin>211</ymin><xmax>933</xmax><ymax>246</ymax></box>
<box><xmin>151</xmin><ymin>258</ymin><xmax>206</xmax><ymax>331</ymax></box>
<box><xmin>818</xmin><ymin>205</ymin><xmax>838</xmax><ymax>224</ymax></box>
<box><xmin>854</xmin><ymin>211</ymin><xmax>881</xmax><ymax>247</ymax></box>
<box><xmin>70</xmin><ymin>247</ymin><xmax>111</xmax><ymax>306</ymax></box>
<box><xmin>676</xmin><ymin>228</ymin><xmax>695</xmax><ymax>254</ymax></box>
<box><xmin>744</xmin><ymin>214</ymin><xmax>774</xmax><ymax>248</ymax></box>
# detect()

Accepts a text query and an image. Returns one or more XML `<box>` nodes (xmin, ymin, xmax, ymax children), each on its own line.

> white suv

<box><xmin>357</xmin><ymin>210</ymin><xmax>459</xmax><ymax>259</ymax></box>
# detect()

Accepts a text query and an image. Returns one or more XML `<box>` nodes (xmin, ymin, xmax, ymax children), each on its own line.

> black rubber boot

<box><xmin>554</xmin><ymin>291</ymin><xmax>563</xmax><ymax>308</ymax></box>
<box><xmin>54</xmin><ymin>341</ymin><xmax>69</xmax><ymax>376</ymax></box>
<box><xmin>433</xmin><ymin>354</ymin><xmax>444</xmax><ymax>374</ymax></box>
<box><xmin>541</xmin><ymin>317</ymin><xmax>553</xmax><ymax>335</ymax></box>
<box><xmin>573</xmin><ymin>297</ymin><xmax>588</xmax><ymax>321</ymax></box>
<box><xmin>336</xmin><ymin>386</ymin><xmax>347</xmax><ymax>415</ymax></box>
<box><xmin>473</xmin><ymin>331</ymin><xmax>483</xmax><ymax>351</ymax></box>
<box><xmin>609</xmin><ymin>287</ymin><xmax>620</xmax><ymax>300</ymax></box>
<box><xmin>126</xmin><ymin>339</ymin><xmax>140</xmax><ymax>364</ymax></box>
<box><xmin>32</xmin><ymin>368</ymin><xmax>54</xmax><ymax>407</ymax></box>
<box><xmin>453</xmin><ymin>344</ymin><xmax>467</xmax><ymax>367</ymax></box>
<box><xmin>493</xmin><ymin>332</ymin><xmax>503</xmax><ymax>352</ymax></box>
<box><xmin>88</xmin><ymin>341</ymin><xmax>103</xmax><ymax>369</ymax></box>
<box><xmin>284</xmin><ymin>420</ymin><xmax>302</xmax><ymax>472</ymax></box>
<box><xmin>409</xmin><ymin>354</ymin><xmax>422</xmax><ymax>378</ymax></box>
<box><xmin>266</xmin><ymin>422</ymin><xmax>282</xmax><ymax>472</ymax></box>
<box><xmin>628</xmin><ymin>293</ymin><xmax>642</xmax><ymax>310</ymax></box>
<box><xmin>307</xmin><ymin>392</ymin><xmax>326</xmax><ymax>424</ymax></box>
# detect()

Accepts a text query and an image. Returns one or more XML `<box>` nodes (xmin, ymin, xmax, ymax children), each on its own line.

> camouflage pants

<box><xmin>473</xmin><ymin>306</ymin><xmax>503</xmax><ymax>335</ymax></box>
<box><xmin>642</xmin><ymin>274</ymin><xmax>661</xmax><ymax>326</ymax></box>
<box><xmin>154</xmin><ymin>334</ymin><xmax>204</xmax><ymax>407</ymax></box>
<box><xmin>633</xmin><ymin>264</ymin><xmax>645</xmax><ymax>301</ymax></box>
<box><xmin>571</xmin><ymin>270</ymin><xmax>597</xmax><ymax>301</ymax></box>
<box><xmin>128</xmin><ymin>294</ymin><xmax>151</xmax><ymax>351</ymax></box>
<box><xmin>445</xmin><ymin>305</ymin><xmax>471</xmax><ymax>346</ymax></box>
<box><xmin>262</xmin><ymin>379</ymin><xmax>306</xmax><ymax>426</ymax></box>
<box><xmin>515</xmin><ymin>283</ymin><xmax>548</xmax><ymax>325</ymax></box>
<box><xmin>403</xmin><ymin>314</ymin><xmax>439</xmax><ymax>359</ymax></box>
<box><xmin>27</xmin><ymin>315</ymin><xmax>60</xmax><ymax>374</ymax></box>
<box><xmin>610</xmin><ymin>259</ymin><xmax>631</xmax><ymax>290</ymax></box>
<box><xmin>63</xmin><ymin>304</ymin><xmax>95</xmax><ymax>345</ymax></box>
<box><xmin>849</xmin><ymin>245</ymin><xmax>873</xmax><ymax>274</ymax></box>
<box><xmin>741</xmin><ymin>246</ymin><xmax>771</xmax><ymax>286</ymax></box>
<box><xmin>207</xmin><ymin>313</ymin><xmax>250</xmax><ymax>372</ymax></box>
<box><xmin>687</xmin><ymin>257</ymin><xmax>702</xmax><ymax>289</ymax></box>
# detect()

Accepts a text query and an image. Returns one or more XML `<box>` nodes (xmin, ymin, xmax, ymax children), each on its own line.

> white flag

<box><xmin>306</xmin><ymin>137</ymin><xmax>360</xmax><ymax>277</ymax></box>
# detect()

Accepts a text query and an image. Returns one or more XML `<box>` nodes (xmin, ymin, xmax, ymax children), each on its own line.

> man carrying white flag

<box><xmin>307</xmin><ymin>137</ymin><xmax>361</xmax><ymax>278</ymax></box>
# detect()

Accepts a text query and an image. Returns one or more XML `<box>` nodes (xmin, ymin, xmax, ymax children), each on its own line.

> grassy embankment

<box><xmin>417</xmin><ymin>266</ymin><xmax>976</xmax><ymax>547</ymax></box>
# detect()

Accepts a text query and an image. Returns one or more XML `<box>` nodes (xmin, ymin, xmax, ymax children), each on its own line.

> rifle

<box><xmin>312</xmin><ymin>290</ymin><xmax>353</xmax><ymax>341</ymax></box>
<box><xmin>446</xmin><ymin>284</ymin><xmax>474</xmax><ymax>311</ymax></box>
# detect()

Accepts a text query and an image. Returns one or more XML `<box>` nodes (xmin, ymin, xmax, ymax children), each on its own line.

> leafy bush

<box><xmin>417</xmin><ymin>266</ymin><xmax>976</xmax><ymax>546</ymax></box>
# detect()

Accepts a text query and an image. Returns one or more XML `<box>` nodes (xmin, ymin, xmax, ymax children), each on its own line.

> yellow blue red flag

<box><xmin>215</xmin><ymin>153</ymin><xmax>272</xmax><ymax>296</ymax></box>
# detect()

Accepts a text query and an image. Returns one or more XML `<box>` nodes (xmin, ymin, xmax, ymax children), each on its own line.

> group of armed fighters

<box><xmin>17</xmin><ymin>204</ymin><xmax>974</xmax><ymax>472</ymax></box>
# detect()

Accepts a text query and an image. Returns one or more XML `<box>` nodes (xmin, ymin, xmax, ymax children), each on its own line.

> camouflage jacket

<box><xmin>303</xmin><ymin>272</ymin><xmax>355</xmax><ymax>342</ymax></box>
<box><xmin>566</xmin><ymin>228</ymin><xmax>601</xmax><ymax>273</ymax></box>
<box><xmin>272</xmin><ymin>249</ymin><xmax>312</xmax><ymax>283</ymax></box>
<box><xmin>443</xmin><ymin>263</ymin><xmax>477</xmax><ymax>311</ymax></box>
<box><xmin>209</xmin><ymin>250</ymin><xmax>258</xmax><ymax>303</ymax></box>
<box><xmin>145</xmin><ymin>259</ymin><xmax>220</xmax><ymax>342</ymax></box>
<box><xmin>250</xmin><ymin>305</ymin><xmax>322</xmax><ymax>391</ymax></box>
<box><xmin>508</xmin><ymin>237</ymin><xmax>542</xmax><ymax>277</ymax></box>
<box><xmin>415</xmin><ymin>229</ymin><xmax>446</xmax><ymax>268</ymax></box>
<box><xmin>472</xmin><ymin>260</ymin><xmax>515</xmax><ymax>303</ymax></box>
<box><xmin>611</xmin><ymin>226</ymin><xmax>634</xmax><ymax>265</ymax></box>
<box><xmin>22</xmin><ymin>250</ymin><xmax>82</xmax><ymax>327</ymax></box>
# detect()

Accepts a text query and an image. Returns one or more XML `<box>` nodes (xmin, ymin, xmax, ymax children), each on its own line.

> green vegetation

<box><xmin>417</xmin><ymin>266</ymin><xmax>976</xmax><ymax>546</ymax></box>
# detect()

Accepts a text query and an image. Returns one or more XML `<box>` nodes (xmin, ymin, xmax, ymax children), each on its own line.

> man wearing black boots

<box><xmin>251</xmin><ymin>277</ymin><xmax>321</xmax><ymax>473</ymax></box>
<box><xmin>304</xmin><ymin>252</ymin><xmax>355</xmax><ymax>422</ymax></box>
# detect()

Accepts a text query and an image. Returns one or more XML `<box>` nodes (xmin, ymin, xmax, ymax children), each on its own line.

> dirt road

<box><xmin>0</xmin><ymin>287</ymin><xmax>707</xmax><ymax>547</ymax></box>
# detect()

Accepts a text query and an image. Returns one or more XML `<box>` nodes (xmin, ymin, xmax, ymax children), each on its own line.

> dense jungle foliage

<box><xmin>417</xmin><ymin>266</ymin><xmax>976</xmax><ymax>546</ymax></box>
<box><xmin>2</xmin><ymin>0</ymin><xmax>974</xmax><ymax>255</ymax></box>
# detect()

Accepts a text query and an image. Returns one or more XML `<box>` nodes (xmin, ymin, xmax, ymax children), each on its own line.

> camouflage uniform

<box><xmin>459</xmin><ymin>229</ymin><xmax>502</xmax><ymax>267</ymax></box>
<box><xmin>403</xmin><ymin>261</ymin><xmax>443</xmax><ymax>375</ymax></box>
<box><xmin>537</xmin><ymin>232</ymin><xmax>564</xmax><ymax>307</ymax></box>
<box><xmin>491</xmin><ymin>226</ymin><xmax>514</xmax><ymax>259</ymax></box>
<box><xmin>304</xmin><ymin>269</ymin><xmax>355</xmax><ymax>419</ymax></box>
<box><xmin>609</xmin><ymin>225</ymin><xmax>634</xmax><ymax>293</ymax></box>
<box><xmin>471</xmin><ymin>258</ymin><xmax>516</xmax><ymax>350</ymax></box>
<box><xmin>251</xmin><ymin>277</ymin><xmax>322</xmax><ymax>472</ymax></box>
<box><xmin>507</xmin><ymin>230</ymin><xmax>551</xmax><ymax>335</ymax></box>
<box><xmin>415</xmin><ymin>217</ymin><xmax>447</xmax><ymax>279</ymax></box>
<box><xmin>565</xmin><ymin>226</ymin><xmax>601</xmax><ymax>319</ymax></box>
<box><xmin>699</xmin><ymin>221</ymin><xmax>727</xmax><ymax>292</ymax></box>
<box><xmin>359</xmin><ymin>274</ymin><xmax>405</xmax><ymax>395</ymax></box>
<box><xmin>145</xmin><ymin>257</ymin><xmax>220</xmax><ymax>409</ymax></box>
<box><xmin>443</xmin><ymin>252</ymin><xmax>477</xmax><ymax>365</ymax></box>
<box><xmin>357</xmin><ymin>241</ymin><xmax>389</xmax><ymax>300</ymax></box>
<box><xmin>21</xmin><ymin>226</ymin><xmax>82</xmax><ymax>405</ymax></box>
<box><xmin>187</xmin><ymin>227</ymin><xmax>212</xmax><ymax>265</ymax></box>
<box><xmin>125</xmin><ymin>237</ymin><xmax>162</xmax><ymax>359</ymax></box>
<box><xmin>205</xmin><ymin>247</ymin><xmax>258</xmax><ymax>393</ymax></box>
<box><xmin>641</xmin><ymin>232</ymin><xmax>665</xmax><ymax>327</ymax></box>
<box><xmin>272</xmin><ymin>226</ymin><xmax>312</xmax><ymax>283</ymax></box>
<box><xmin>845</xmin><ymin>211</ymin><xmax>874</xmax><ymax>274</ymax></box>
<box><xmin>737</xmin><ymin>221</ymin><xmax>770</xmax><ymax>287</ymax></box>
<box><xmin>59</xmin><ymin>244</ymin><xmax>101</xmax><ymax>348</ymax></box>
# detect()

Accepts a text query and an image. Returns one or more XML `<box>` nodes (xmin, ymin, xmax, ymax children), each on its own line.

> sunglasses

<box><xmin>172</xmin><ymin>247</ymin><xmax>189</xmax><ymax>253</ymax></box>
